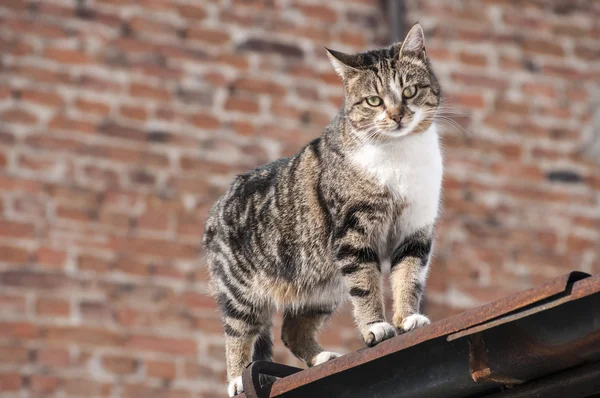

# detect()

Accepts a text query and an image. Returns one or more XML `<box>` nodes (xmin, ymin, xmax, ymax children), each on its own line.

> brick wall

<box><xmin>0</xmin><ymin>0</ymin><xmax>598</xmax><ymax>397</ymax></box>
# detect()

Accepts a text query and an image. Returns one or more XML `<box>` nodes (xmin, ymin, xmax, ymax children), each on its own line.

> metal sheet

<box><xmin>236</xmin><ymin>272</ymin><xmax>600</xmax><ymax>398</ymax></box>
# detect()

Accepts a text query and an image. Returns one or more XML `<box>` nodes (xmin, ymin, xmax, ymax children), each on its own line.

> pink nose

<box><xmin>389</xmin><ymin>113</ymin><xmax>403</xmax><ymax>123</ymax></box>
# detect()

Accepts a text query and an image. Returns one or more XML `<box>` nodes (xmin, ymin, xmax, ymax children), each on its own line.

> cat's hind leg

<box><xmin>281</xmin><ymin>305</ymin><xmax>341</xmax><ymax>367</ymax></box>
<box><xmin>215</xmin><ymin>288</ymin><xmax>272</xmax><ymax>397</ymax></box>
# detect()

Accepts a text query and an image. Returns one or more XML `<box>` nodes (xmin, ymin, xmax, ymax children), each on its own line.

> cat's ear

<box><xmin>325</xmin><ymin>48</ymin><xmax>359</xmax><ymax>79</ymax></box>
<box><xmin>399</xmin><ymin>23</ymin><xmax>426</xmax><ymax>58</ymax></box>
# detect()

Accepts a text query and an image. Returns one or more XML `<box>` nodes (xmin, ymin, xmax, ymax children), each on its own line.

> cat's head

<box><xmin>327</xmin><ymin>23</ymin><xmax>440</xmax><ymax>139</ymax></box>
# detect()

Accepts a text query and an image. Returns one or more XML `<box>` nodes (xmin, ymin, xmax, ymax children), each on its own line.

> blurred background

<box><xmin>0</xmin><ymin>0</ymin><xmax>599</xmax><ymax>396</ymax></box>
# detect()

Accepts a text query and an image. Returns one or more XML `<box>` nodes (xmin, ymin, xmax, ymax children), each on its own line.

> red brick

<box><xmin>78</xmin><ymin>254</ymin><xmax>113</xmax><ymax>273</ymax></box>
<box><xmin>45</xmin><ymin>48</ymin><xmax>90</xmax><ymax>64</ymax></box>
<box><xmin>124</xmin><ymin>335</ymin><xmax>197</xmax><ymax>356</ymax></box>
<box><xmin>566</xmin><ymin>235</ymin><xmax>596</xmax><ymax>252</ymax></box>
<box><xmin>0</xmin><ymin>294</ymin><xmax>26</xmax><ymax>314</ymax></box>
<box><xmin>36</xmin><ymin>297</ymin><xmax>71</xmax><ymax>316</ymax></box>
<box><xmin>31</xmin><ymin>375</ymin><xmax>59</xmax><ymax>394</ymax></box>
<box><xmin>0</xmin><ymin>345</ymin><xmax>28</xmax><ymax>365</ymax></box>
<box><xmin>102</xmin><ymin>356</ymin><xmax>138</xmax><ymax>374</ymax></box>
<box><xmin>232</xmin><ymin>78</ymin><xmax>286</xmax><ymax>96</ymax></box>
<box><xmin>451</xmin><ymin>73</ymin><xmax>509</xmax><ymax>90</ymax></box>
<box><xmin>49</xmin><ymin>114</ymin><xmax>96</xmax><ymax>134</ymax></box>
<box><xmin>522</xmin><ymin>39</ymin><xmax>564</xmax><ymax>56</ymax></box>
<box><xmin>522</xmin><ymin>83</ymin><xmax>556</xmax><ymax>98</ymax></box>
<box><xmin>298</xmin><ymin>4</ymin><xmax>337</xmax><ymax>22</ymax></box>
<box><xmin>45</xmin><ymin>326</ymin><xmax>121</xmax><ymax>346</ymax></box>
<box><xmin>187</xmin><ymin>27</ymin><xmax>230</xmax><ymax>45</ymax></box>
<box><xmin>120</xmin><ymin>105</ymin><xmax>148</xmax><ymax>120</ymax></box>
<box><xmin>0</xmin><ymin>108</ymin><xmax>38</xmax><ymax>125</ymax></box>
<box><xmin>146</xmin><ymin>360</ymin><xmax>176</xmax><ymax>379</ymax></box>
<box><xmin>129</xmin><ymin>83</ymin><xmax>170</xmax><ymax>100</ymax></box>
<box><xmin>63</xmin><ymin>378</ymin><xmax>112</xmax><ymax>396</ymax></box>
<box><xmin>36</xmin><ymin>247</ymin><xmax>67</xmax><ymax>269</ymax></box>
<box><xmin>0</xmin><ymin>374</ymin><xmax>21</xmax><ymax>391</ymax></box>
<box><xmin>190</xmin><ymin>113</ymin><xmax>220</xmax><ymax>129</ymax></box>
<box><xmin>0</xmin><ymin>321</ymin><xmax>40</xmax><ymax>339</ymax></box>
<box><xmin>20</xmin><ymin>89</ymin><xmax>65</xmax><ymax>107</ymax></box>
<box><xmin>176</xmin><ymin>4</ymin><xmax>207</xmax><ymax>19</ymax></box>
<box><xmin>75</xmin><ymin>98</ymin><xmax>111</xmax><ymax>116</ymax></box>
<box><xmin>37</xmin><ymin>347</ymin><xmax>70</xmax><ymax>367</ymax></box>
<box><xmin>0</xmin><ymin>244</ymin><xmax>31</xmax><ymax>263</ymax></box>
<box><xmin>180</xmin><ymin>291</ymin><xmax>215</xmax><ymax>310</ymax></box>
<box><xmin>122</xmin><ymin>384</ymin><xmax>192</xmax><ymax>398</ymax></box>
<box><xmin>118</xmin><ymin>237</ymin><xmax>197</xmax><ymax>259</ymax></box>
<box><xmin>495</xmin><ymin>99</ymin><xmax>530</xmax><ymax>115</ymax></box>
<box><xmin>459</xmin><ymin>51</ymin><xmax>487</xmax><ymax>66</ymax></box>
<box><xmin>447</xmin><ymin>93</ymin><xmax>486</xmax><ymax>109</ymax></box>
<box><xmin>224</xmin><ymin>96</ymin><xmax>260</xmax><ymax>113</ymax></box>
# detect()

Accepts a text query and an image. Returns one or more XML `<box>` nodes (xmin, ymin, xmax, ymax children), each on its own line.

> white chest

<box><xmin>349</xmin><ymin>124</ymin><xmax>443</xmax><ymax>239</ymax></box>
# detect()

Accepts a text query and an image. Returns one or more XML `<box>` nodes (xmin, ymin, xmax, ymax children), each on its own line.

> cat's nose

<box><xmin>389</xmin><ymin>113</ymin><xmax>403</xmax><ymax>124</ymax></box>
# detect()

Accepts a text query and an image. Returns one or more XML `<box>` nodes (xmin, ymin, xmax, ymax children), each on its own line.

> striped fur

<box><xmin>203</xmin><ymin>24</ymin><xmax>442</xmax><ymax>396</ymax></box>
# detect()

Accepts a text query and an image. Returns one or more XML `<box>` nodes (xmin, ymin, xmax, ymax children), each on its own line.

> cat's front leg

<box><xmin>390</xmin><ymin>229</ymin><xmax>434</xmax><ymax>332</ymax></box>
<box><xmin>335</xmin><ymin>243</ymin><xmax>396</xmax><ymax>347</ymax></box>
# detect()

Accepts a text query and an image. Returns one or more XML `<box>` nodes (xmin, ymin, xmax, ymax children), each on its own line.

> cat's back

<box><xmin>204</xmin><ymin>156</ymin><xmax>292</xmax><ymax>235</ymax></box>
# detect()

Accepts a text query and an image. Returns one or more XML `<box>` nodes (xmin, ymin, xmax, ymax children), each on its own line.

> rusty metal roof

<box><xmin>238</xmin><ymin>271</ymin><xmax>600</xmax><ymax>398</ymax></box>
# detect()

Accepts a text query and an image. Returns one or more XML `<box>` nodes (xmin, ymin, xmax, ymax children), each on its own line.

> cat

<box><xmin>203</xmin><ymin>23</ymin><xmax>442</xmax><ymax>397</ymax></box>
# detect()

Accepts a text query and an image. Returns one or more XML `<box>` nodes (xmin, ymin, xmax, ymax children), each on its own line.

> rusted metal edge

<box><xmin>236</xmin><ymin>271</ymin><xmax>596</xmax><ymax>398</ymax></box>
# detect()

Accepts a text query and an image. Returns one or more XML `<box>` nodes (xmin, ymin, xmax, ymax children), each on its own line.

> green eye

<box><xmin>365</xmin><ymin>96</ymin><xmax>383</xmax><ymax>106</ymax></box>
<box><xmin>402</xmin><ymin>85</ymin><xmax>417</xmax><ymax>98</ymax></box>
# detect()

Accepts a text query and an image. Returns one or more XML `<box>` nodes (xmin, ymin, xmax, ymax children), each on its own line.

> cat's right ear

<box><xmin>325</xmin><ymin>48</ymin><xmax>359</xmax><ymax>80</ymax></box>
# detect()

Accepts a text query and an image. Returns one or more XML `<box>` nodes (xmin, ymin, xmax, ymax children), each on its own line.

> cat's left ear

<box><xmin>325</xmin><ymin>47</ymin><xmax>360</xmax><ymax>80</ymax></box>
<box><xmin>399</xmin><ymin>23</ymin><xmax>426</xmax><ymax>59</ymax></box>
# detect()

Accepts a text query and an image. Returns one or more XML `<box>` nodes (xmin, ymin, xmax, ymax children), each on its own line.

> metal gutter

<box><xmin>237</xmin><ymin>272</ymin><xmax>600</xmax><ymax>397</ymax></box>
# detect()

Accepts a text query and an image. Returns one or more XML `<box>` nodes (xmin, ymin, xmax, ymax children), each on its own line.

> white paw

<box><xmin>401</xmin><ymin>314</ymin><xmax>430</xmax><ymax>332</ymax></box>
<box><xmin>365</xmin><ymin>322</ymin><xmax>397</xmax><ymax>347</ymax></box>
<box><xmin>313</xmin><ymin>351</ymin><xmax>342</xmax><ymax>366</ymax></box>
<box><xmin>228</xmin><ymin>376</ymin><xmax>243</xmax><ymax>397</ymax></box>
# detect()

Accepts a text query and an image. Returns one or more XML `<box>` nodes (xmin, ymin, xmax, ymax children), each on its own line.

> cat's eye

<box><xmin>365</xmin><ymin>96</ymin><xmax>383</xmax><ymax>107</ymax></box>
<box><xmin>402</xmin><ymin>85</ymin><xmax>417</xmax><ymax>98</ymax></box>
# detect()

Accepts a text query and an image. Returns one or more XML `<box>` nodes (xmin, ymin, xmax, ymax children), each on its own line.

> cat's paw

<box><xmin>228</xmin><ymin>376</ymin><xmax>243</xmax><ymax>397</ymax></box>
<box><xmin>313</xmin><ymin>351</ymin><xmax>342</xmax><ymax>366</ymax></box>
<box><xmin>400</xmin><ymin>314</ymin><xmax>430</xmax><ymax>333</ymax></box>
<box><xmin>365</xmin><ymin>322</ymin><xmax>397</xmax><ymax>347</ymax></box>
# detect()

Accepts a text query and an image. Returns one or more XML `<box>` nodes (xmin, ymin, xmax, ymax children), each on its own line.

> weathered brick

<box><xmin>75</xmin><ymin>98</ymin><xmax>111</xmax><ymax>116</ymax></box>
<box><xmin>129</xmin><ymin>83</ymin><xmax>170</xmax><ymax>100</ymax></box>
<box><xmin>45</xmin><ymin>326</ymin><xmax>121</xmax><ymax>346</ymax></box>
<box><xmin>224</xmin><ymin>96</ymin><xmax>260</xmax><ymax>113</ymax></box>
<box><xmin>31</xmin><ymin>375</ymin><xmax>59</xmax><ymax>394</ymax></box>
<box><xmin>0</xmin><ymin>294</ymin><xmax>27</xmax><ymax>314</ymax></box>
<box><xmin>124</xmin><ymin>335</ymin><xmax>197</xmax><ymax>356</ymax></box>
<box><xmin>20</xmin><ymin>89</ymin><xmax>65</xmax><ymax>107</ymax></box>
<box><xmin>37</xmin><ymin>347</ymin><xmax>70</xmax><ymax>367</ymax></box>
<box><xmin>45</xmin><ymin>48</ymin><xmax>90</xmax><ymax>64</ymax></box>
<box><xmin>1</xmin><ymin>108</ymin><xmax>38</xmax><ymax>124</ymax></box>
<box><xmin>63</xmin><ymin>378</ymin><xmax>112</xmax><ymax>396</ymax></box>
<box><xmin>0</xmin><ymin>374</ymin><xmax>22</xmax><ymax>391</ymax></box>
<box><xmin>102</xmin><ymin>356</ymin><xmax>138</xmax><ymax>374</ymax></box>
<box><xmin>36</xmin><ymin>297</ymin><xmax>71</xmax><ymax>316</ymax></box>
<box><xmin>187</xmin><ymin>27</ymin><xmax>230</xmax><ymax>45</ymax></box>
<box><xmin>0</xmin><ymin>321</ymin><xmax>40</xmax><ymax>339</ymax></box>
<box><xmin>0</xmin><ymin>345</ymin><xmax>28</xmax><ymax>365</ymax></box>
<box><xmin>298</xmin><ymin>4</ymin><xmax>337</xmax><ymax>23</ymax></box>
<box><xmin>146</xmin><ymin>360</ymin><xmax>176</xmax><ymax>379</ymax></box>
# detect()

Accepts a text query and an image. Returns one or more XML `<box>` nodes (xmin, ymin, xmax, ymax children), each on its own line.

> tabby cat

<box><xmin>203</xmin><ymin>23</ymin><xmax>442</xmax><ymax>396</ymax></box>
